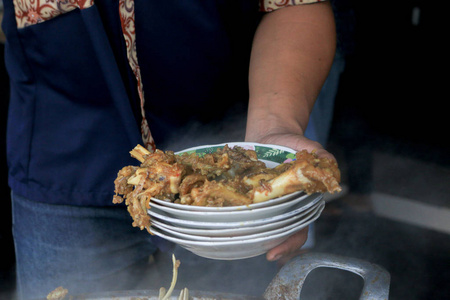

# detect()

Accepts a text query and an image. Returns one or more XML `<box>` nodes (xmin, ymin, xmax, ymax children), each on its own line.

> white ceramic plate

<box><xmin>150</xmin><ymin>190</ymin><xmax>304</xmax><ymax>212</ymax></box>
<box><xmin>149</xmin><ymin>192</ymin><xmax>312</xmax><ymax>222</ymax></box>
<box><xmin>149</xmin><ymin>204</ymin><xmax>324</xmax><ymax>260</ymax></box>
<box><xmin>147</xmin><ymin>193</ymin><xmax>323</xmax><ymax>229</ymax></box>
<box><xmin>150</xmin><ymin>142</ymin><xmax>304</xmax><ymax>211</ymax></box>
<box><xmin>150</xmin><ymin>201</ymin><xmax>322</xmax><ymax>237</ymax></box>
<box><xmin>152</xmin><ymin>201</ymin><xmax>324</xmax><ymax>242</ymax></box>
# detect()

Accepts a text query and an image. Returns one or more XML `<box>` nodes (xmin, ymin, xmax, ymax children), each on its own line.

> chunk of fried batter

<box><xmin>113</xmin><ymin>144</ymin><xmax>341</xmax><ymax>233</ymax></box>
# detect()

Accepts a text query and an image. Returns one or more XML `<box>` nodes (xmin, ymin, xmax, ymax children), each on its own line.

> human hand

<box><xmin>249</xmin><ymin>132</ymin><xmax>335</xmax><ymax>161</ymax></box>
<box><xmin>266</xmin><ymin>226</ymin><xmax>309</xmax><ymax>262</ymax></box>
<box><xmin>245</xmin><ymin>132</ymin><xmax>336</xmax><ymax>262</ymax></box>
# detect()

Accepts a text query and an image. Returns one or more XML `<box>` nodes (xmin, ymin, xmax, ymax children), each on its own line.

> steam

<box><xmin>161</xmin><ymin>103</ymin><xmax>248</xmax><ymax>152</ymax></box>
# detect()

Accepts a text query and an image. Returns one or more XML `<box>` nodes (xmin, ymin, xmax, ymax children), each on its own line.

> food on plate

<box><xmin>251</xmin><ymin>150</ymin><xmax>342</xmax><ymax>203</ymax></box>
<box><xmin>113</xmin><ymin>144</ymin><xmax>341</xmax><ymax>233</ymax></box>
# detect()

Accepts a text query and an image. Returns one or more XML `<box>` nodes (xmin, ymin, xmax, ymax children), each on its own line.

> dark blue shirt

<box><xmin>2</xmin><ymin>0</ymin><xmax>260</xmax><ymax>206</ymax></box>
<box><xmin>3</xmin><ymin>0</ymin><xmax>353</xmax><ymax>207</ymax></box>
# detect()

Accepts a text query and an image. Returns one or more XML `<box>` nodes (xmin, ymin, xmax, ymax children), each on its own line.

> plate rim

<box><xmin>147</xmin><ymin>194</ymin><xmax>323</xmax><ymax>229</ymax></box>
<box><xmin>149</xmin><ymin>202</ymin><xmax>324</xmax><ymax>247</ymax></box>
<box><xmin>149</xmin><ymin>200</ymin><xmax>321</xmax><ymax>237</ymax></box>
<box><xmin>149</xmin><ymin>192</ymin><xmax>311</xmax><ymax>218</ymax></box>
<box><xmin>151</xmin><ymin>201</ymin><xmax>324</xmax><ymax>242</ymax></box>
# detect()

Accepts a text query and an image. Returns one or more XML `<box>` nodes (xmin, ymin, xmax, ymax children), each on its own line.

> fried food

<box><xmin>184</xmin><ymin>179</ymin><xmax>253</xmax><ymax>207</ymax></box>
<box><xmin>113</xmin><ymin>144</ymin><xmax>341</xmax><ymax>233</ymax></box>
<box><xmin>251</xmin><ymin>150</ymin><xmax>341</xmax><ymax>203</ymax></box>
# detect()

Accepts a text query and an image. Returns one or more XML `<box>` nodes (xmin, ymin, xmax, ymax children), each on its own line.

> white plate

<box><xmin>147</xmin><ymin>193</ymin><xmax>323</xmax><ymax>229</ymax></box>
<box><xmin>149</xmin><ymin>193</ymin><xmax>312</xmax><ymax>222</ymax></box>
<box><xmin>152</xmin><ymin>201</ymin><xmax>324</xmax><ymax>242</ymax></box>
<box><xmin>150</xmin><ymin>190</ymin><xmax>304</xmax><ymax>212</ymax></box>
<box><xmin>150</xmin><ymin>142</ymin><xmax>303</xmax><ymax>211</ymax></box>
<box><xmin>150</xmin><ymin>201</ymin><xmax>321</xmax><ymax>237</ymax></box>
<box><xmin>149</xmin><ymin>204</ymin><xmax>324</xmax><ymax>260</ymax></box>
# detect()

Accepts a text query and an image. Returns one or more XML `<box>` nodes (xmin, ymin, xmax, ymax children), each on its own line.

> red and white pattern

<box><xmin>119</xmin><ymin>0</ymin><xmax>155</xmax><ymax>151</ymax></box>
<box><xmin>13</xmin><ymin>0</ymin><xmax>94</xmax><ymax>28</ymax></box>
<box><xmin>259</xmin><ymin>0</ymin><xmax>325</xmax><ymax>12</ymax></box>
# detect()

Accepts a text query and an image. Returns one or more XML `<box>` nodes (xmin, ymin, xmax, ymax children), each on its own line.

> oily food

<box><xmin>113</xmin><ymin>144</ymin><xmax>341</xmax><ymax>233</ymax></box>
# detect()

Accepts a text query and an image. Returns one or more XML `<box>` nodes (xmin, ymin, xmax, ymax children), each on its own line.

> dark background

<box><xmin>1</xmin><ymin>1</ymin><xmax>449</xmax><ymax>299</ymax></box>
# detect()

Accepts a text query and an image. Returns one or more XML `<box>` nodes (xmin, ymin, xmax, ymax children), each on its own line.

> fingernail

<box><xmin>269</xmin><ymin>254</ymin><xmax>282</xmax><ymax>261</ymax></box>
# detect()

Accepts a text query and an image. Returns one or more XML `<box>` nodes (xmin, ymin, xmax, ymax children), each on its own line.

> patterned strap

<box><xmin>12</xmin><ymin>0</ymin><xmax>156</xmax><ymax>151</ymax></box>
<box><xmin>259</xmin><ymin>0</ymin><xmax>325</xmax><ymax>12</ymax></box>
<box><xmin>118</xmin><ymin>0</ymin><xmax>155</xmax><ymax>151</ymax></box>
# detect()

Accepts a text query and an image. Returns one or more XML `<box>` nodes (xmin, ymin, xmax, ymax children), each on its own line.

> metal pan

<box><xmin>42</xmin><ymin>252</ymin><xmax>390</xmax><ymax>300</ymax></box>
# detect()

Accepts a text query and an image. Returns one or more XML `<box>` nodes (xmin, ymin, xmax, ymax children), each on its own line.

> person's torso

<box><xmin>2</xmin><ymin>0</ymin><xmax>261</xmax><ymax>206</ymax></box>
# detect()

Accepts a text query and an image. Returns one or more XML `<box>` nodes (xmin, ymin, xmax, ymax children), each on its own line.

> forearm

<box><xmin>246</xmin><ymin>2</ymin><xmax>336</xmax><ymax>143</ymax></box>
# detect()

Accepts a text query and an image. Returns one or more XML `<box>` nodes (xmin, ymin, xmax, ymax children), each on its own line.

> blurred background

<box><xmin>1</xmin><ymin>1</ymin><xmax>449</xmax><ymax>299</ymax></box>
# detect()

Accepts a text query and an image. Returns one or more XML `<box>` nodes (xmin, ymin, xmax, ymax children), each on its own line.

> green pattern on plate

<box><xmin>254</xmin><ymin>146</ymin><xmax>296</xmax><ymax>164</ymax></box>
<box><xmin>178</xmin><ymin>145</ymin><xmax>296</xmax><ymax>164</ymax></box>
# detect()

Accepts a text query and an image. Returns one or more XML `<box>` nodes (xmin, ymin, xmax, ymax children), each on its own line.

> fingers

<box><xmin>247</xmin><ymin>133</ymin><xmax>335</xmax><ymax>262</ymax></box>
<box><xmin>266</xmin><ymin>226</ymin><xmax>309</xmax><ymax>261</ymax></box>
<box><xmin>249</xmin><ymin>133</ymin><xmax>336</xmax><ymax>161</ymax></box>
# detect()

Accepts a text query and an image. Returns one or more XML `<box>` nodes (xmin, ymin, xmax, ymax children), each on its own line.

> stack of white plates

<box><xmin>147</xmin><ymin>142</ymin><xmax>326</xmax><ymax>260</ymax></box>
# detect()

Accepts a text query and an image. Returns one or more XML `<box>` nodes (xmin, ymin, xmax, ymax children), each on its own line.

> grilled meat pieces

<box><xmin>251</xmin><ymin>150</ymin><xmax>341</xmax><ymax>203</ymax></box>
<box><xmin>113</xmin><ymin>144</ymin><xmax>341</xmax><ymax>233</ymax></box>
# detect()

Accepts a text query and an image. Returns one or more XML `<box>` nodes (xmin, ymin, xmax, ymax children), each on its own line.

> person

<box><xmin>2</xmin><ymin>0</ymin><xmax>337</xmax><ymax>298</ymax></box>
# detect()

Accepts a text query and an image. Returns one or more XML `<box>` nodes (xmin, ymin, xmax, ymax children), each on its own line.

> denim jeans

<box><xmin>11</xmin><ymin>192</ymin><xmax>164</xmax><ymax>299</ymax></box>
<box><xmin>305</xmin><ymin>51</ymin><xmax>346</xmax><ymax>147</ymax></box>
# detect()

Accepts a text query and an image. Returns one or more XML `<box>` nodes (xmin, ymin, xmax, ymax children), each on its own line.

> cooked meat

<box><xmin>218</xmin><ymin>144</ymin><xmax>267</xmax><ymax>177</ymax></box>
<box><xmin>251</xmin><ymin>150</ymin><xmax>341</xmax><ymax>203</ymax></box>
<box><xmin>176</xmin><ymin>151</ymin><xmax>230</xmax><ymax>179</ymax></box>
<box><xmin>178</xmin><ymin>173</ymin><xmax>208</xmax><ymax>196</ymax></box>
<box><xmin>113</xmin><ymin>149</ymin><xmax>185</xmax><ymax>233</ymax></box>
<box><xmin>113</xmin><ymin>144</ymin><xmax>341</xmax><ymax>233</ymax></box>
<box><xmin>187</xmin><ymin>179</ymin><xmax>253</xmax><ymax>207</ymax></box>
